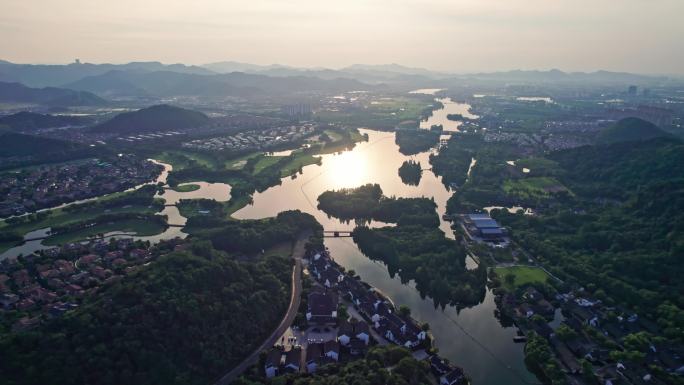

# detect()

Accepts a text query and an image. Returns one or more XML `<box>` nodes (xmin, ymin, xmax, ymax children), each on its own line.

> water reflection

<box><xmin>235</xmin><ymin>129</ymin><xmax>454</xmax><ymax>238</ymax></box>
<box><xmin>0</xmin><ymin>162</ymin><xmax>232</xmax><ymax>259</ymax></box>
<box><xmin>235</xmin><ymin>128</ymin><xmax>537</xmax><ymax>385</ymax></box>
<box><xmin>421</xmin><ymin>98</ymin><xmax>479</xmax><ymax>132</ymax></box>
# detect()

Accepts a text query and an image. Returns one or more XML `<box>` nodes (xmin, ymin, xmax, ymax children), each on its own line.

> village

<box><xmin>493</xmin><ymin>276</ymin><xmax>684</xmax><ymax>385</ymax></box>
<box><xmin>0</xmin><ymin>237</ymin><xmax>185</xmax><ymax>333</ymax></box>
<box><xmin>181</xmin><ymin>123</ymin><xmax>316</xmax><ymax>152</ymax></box>
<box><xmin>0</xmin><ymin>155</ymin><xmax>163</xmax><ymax>217</ymax></box>
<box><xmin>261</xmin><ymin>246</ymin><xmax>468</xmax><ymax>385</ymax></box>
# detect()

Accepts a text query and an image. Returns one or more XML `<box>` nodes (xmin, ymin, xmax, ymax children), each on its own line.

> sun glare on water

<box><xmin>325</xmin><ymin>151</ymin><xmax>370</xmax><ymax>190</ymax></box>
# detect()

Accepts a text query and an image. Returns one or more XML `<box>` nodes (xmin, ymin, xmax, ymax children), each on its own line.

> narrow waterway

<box><xmin>420</xmin><ymin>97</ymin><xmax>479</xmax><ymax>132</ymax></box>
<box><xmin>0</xmin><ymin>163</ymin><xmax>232</xmax><ymax>259</ymax></box>
<box><xmin>234</xmin><ymin>129</ymin><xmax>537</xmax><ymax>385</ymax></box>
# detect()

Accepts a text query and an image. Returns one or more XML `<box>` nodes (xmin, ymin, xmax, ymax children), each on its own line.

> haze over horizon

<box><xmin>1</xmin><ymin>0</ymin><xmax>683</xmax><ymax>75</ymax></box>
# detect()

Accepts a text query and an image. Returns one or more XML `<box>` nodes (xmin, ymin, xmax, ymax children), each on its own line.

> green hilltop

<box><xmin>596</xmin><ymin>117</ymin><xmax>670</xmax><ymax>144</ymax></box>
<box><xmin>91</xmin><ymin>104</ymin><xmax>210</xmax><ymax>134</ymax></box>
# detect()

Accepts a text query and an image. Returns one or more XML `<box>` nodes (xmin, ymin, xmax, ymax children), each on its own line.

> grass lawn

<box><xmin>323</xmin><ymin>130</ymin><xmax>343</xmax><ymax>142</ymax></box>
<box><xmin>495</xmin><ymin>265</ymin><xmax>549</xmax><ymax>290</ymax></box>
<box><xmin>278</xmin><ymin>152</ymin><xmax>320</xmax><ymax>177</ymax></box>
<box><xmin>252</xmin><ymin>155</ymin><xmax>285</xmax><ymax>174</ymax></box>
<box><xmin>0</xmin><ymin>204</ymin><xmax>161</xmax><ymax>235</ymax></box>
<box><xmin>43</xmin><ymin>219</ymin><xmax>167</xmax><ymax>246</ymax></box>
<box><xmin>225</xmin><ymin>152</ymin><xmax>260</xmax><ymax>170</ymax></box>
<box><xmin>172</xmin><ymin>184</ymin><xmax>200</xmax><ymax>192</ymax></box>
<box><xmin>156</xmin><ymin>150</ymin><xmax>218</xmax><ymax>170</ymax></box>
<box><xmin>224</xmin><ymin>195</ymin><xmax>252</xmax><ymax>217</ymax></box>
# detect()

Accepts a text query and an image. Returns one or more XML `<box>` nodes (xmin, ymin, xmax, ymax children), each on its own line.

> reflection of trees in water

<box><xmin>352</xmin><ymin>225</ymin><xmax>487</xmax><ymax>310</ymax></box>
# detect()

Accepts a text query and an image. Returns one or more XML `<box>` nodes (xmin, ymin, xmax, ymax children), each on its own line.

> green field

<box><xmin>513</xmin><ymin>158</ymin><xmax>561</xmax><ymax>175</ymax></box>
<box><xmin>317</xmin><ymin>96</ymin><xmax>434</xmax><ymax>129</ymax></box>
<box><xmin>156</xmin><ymin>150</ymin><xmax>219</xmax><ymax>170</ymax></box>
<box><xmin>0</xmin><ymin>203</ymin><xmax>161</xmax><ymax>235</ymax></box>
<box><xmin>225</xmin><ymin>152</ymin><xmax>260</xmax><ymax>170</ymax></box>
<box><xmin>172</xmin><ymin>184</ymin><xmax>200</xmax><ymax>192</ymax></box>
<box><xmin>225</xmin><ymin>195</ymin><xmax>253</xmax><ymax>217</ymax></box>
<box><xmin>278</xmin><ymin>152</ymin><xmax>320</xmax><ymax>177</ymax></box>
<box><xmin>323</xmin><ymin>129</ymin><xmax>343</xmax><ymax>142</ymax></box>
<box><xmin>43</xmin><ymin>219</ymin><xmax>167</xmax><ymax>246</ymax></box>
<box><xmin>495</xmin><ymin>265</ymin><xmax>549</xmax><ymax>290</ymax></box>
<box><xmin>503</xmin><ymin>176</ymin><xmax>569</xmax><ymax>200</ymax></box>
<box><xmin>252</xmin><ymin>155</ymin><xmax>285</xmax><ymax>174</ymax></box>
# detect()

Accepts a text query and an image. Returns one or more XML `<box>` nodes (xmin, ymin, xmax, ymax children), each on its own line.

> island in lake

<box><xmin>398</xmin><ymin>159</ymin><xmax>422</xmax><ymax>186</ymax></box>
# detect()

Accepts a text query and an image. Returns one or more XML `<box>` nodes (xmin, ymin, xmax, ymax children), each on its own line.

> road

<box><xmin>214</xmin><ymin>231</ymin><xmax>310</xmax><ymax>385</ymax></box>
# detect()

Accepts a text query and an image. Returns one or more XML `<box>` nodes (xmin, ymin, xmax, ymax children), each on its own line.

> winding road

<box><xmin>214</xmin><ymin>231</ymin><xmax>310</xmax><ymax>385</ymax></box>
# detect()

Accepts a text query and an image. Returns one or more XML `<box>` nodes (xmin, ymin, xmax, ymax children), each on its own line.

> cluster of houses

<box><xmin>499</xmin><ymin>285</ymin><xmax>684</xmax><ymax>385</ymax></box>
<box><xmin>182</xmin><ymin>123</ymin><xmax>315</xmax><ymax>152</ymax></box>
<box><xmin>308</xmin><ymin>249</ymin><xmax>429</xmax><ymax>350</ymax></box>
<box><xmin>0</xmin><ymin>155</ymin><xmax>162</xmax><ymax>217</ymax></box>
<box><xmin>0</xmin><ymin>237</ymin><xmax>185</xmax><ymax>333</ymax></box>
<box><xmin>262</xmin><ymin>248</ymin><xmax>468</xmax><ymax>385</ymax></box>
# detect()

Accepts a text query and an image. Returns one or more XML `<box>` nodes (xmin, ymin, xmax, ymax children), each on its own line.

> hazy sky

<box><xmin>1</xmin><ymin>0</ymin><xmax>682</xmax><ymax>74</ymax></box>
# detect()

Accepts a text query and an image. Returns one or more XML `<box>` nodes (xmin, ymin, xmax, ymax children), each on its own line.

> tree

<box><xmin>580</xmin><ymin>359</ymin><xmax>598</xmax><ymax>385</ymax></box>
<box><xmin>338</xmin><ymin>304</ymin><xmax>349</xmax><ymax>321</ymax></box>
<box><xmin>555</xmin><ymin>324</ymin><xmax>578</xmax><ymax>342</ymax></box>
<box><xmin>398</xmin><ymin>305</ymin><xmax>411</xmax><ymax>318</ymax></box>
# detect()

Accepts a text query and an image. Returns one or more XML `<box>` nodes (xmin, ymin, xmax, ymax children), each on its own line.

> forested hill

<box><xmin>0</xmin><ymin>81</ymin><xmax>106</xmax><ymax>106</ymax></box>
<box><xmin>0</xmin><ymin>111</ymin><xmax>89</xmax><ymax>132</ymax></box>
<box><xmin>0</xmin><ymin>243</ymin><xmax>293</xmax><ymax>385</ymax></box>
<box><xmin>0</xmin><ymin>131</ymin><xmax>82</xmax><ymax>158</ymax></box>
<box><xmin>549</xmin><ymin>136</ymin><xmax>684</xmax><ymax>199</ymax></box>
<box><xmin>595</xmin><ymin>117</ymin><xmax>671</xmax><ymax>144</ymax></box>
<box><xmin>91</xmin><ymin>104</ymin><xmax>210</xmax><ymax>134</ymax></box>
<box><xmin>495</xmin><ymin>137</ymin><xmax>684</xmax><ymax>337</ymax></box>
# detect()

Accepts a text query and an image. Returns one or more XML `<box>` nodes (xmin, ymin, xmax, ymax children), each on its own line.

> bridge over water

<box><xmin>323</xmin><ymin>230</ymin><xmax>353</xmax><ymax>238</ymax></box>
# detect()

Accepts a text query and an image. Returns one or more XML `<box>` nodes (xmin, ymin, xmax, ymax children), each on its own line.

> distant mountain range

<box><xmin>0</xmin><ymin>81</ymin><xmax>106</xmax><ymax>106</ymax></box>
<box><xmin>0</xmin><ymin>59</ymin><xmax>679</xmax><ymax>102</ymax></box>
<box><xmin>0</xmin><ymin>60</ymin><xmax>212</xmax><ymax>87</ymax></box>
<box><xmin>91</xmin><ymin>104</ymin><xmax>209</xmax><ymax>134</ymax></box>
<box><xmin>63</xmin><ymin>70</ymin><xmax>374</xmax><ymax>98</ymax></box>
<box><xmin>0</xmin><ymin>111</ymin><xmax>90</xmax><ymax>132</ymax></box>
<box><xmin>465</xmin><ymin>69</ymin><xmax>668</xmax><ymax>84</ymax></box>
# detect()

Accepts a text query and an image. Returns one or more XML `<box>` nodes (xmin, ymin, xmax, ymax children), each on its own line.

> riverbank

<box><xmin>234</xmin><ymin>128</ymin><xmax>537</xmax><ymax>385</ymax></box>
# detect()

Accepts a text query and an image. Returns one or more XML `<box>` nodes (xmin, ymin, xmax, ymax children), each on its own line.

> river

<box><xmin>1</xmin><ymin>104</ymin><xmax>537</xmax><ymax>384</ymax></box>
<box><xmin>233</xmin><ymin>129</ymin><xmax>537</xmax><ymax>385</ymax></box>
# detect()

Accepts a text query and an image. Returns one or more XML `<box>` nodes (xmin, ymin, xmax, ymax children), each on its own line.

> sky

<box><xmin>1</xmin><ymin>0</ymin><xmax>682</xmax><ymax>74</ymax></box>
